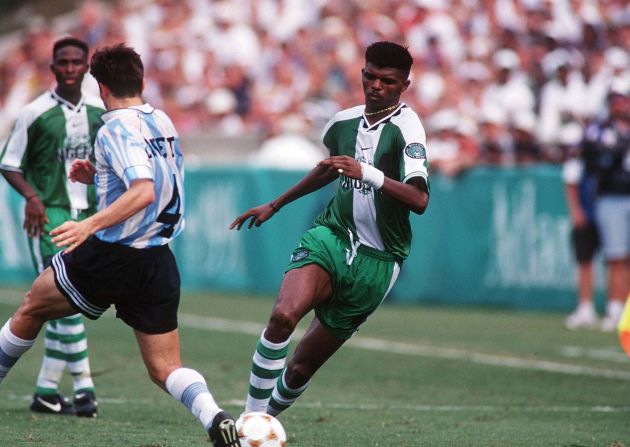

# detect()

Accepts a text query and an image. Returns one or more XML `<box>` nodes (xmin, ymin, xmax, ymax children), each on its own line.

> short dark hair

<box><xmin>90</xmin><ymin>44</ymin><xmax>144</xmax><ymax>98</ymax></box>
<box><xmin>52</xmin><ymin>36</ymin><xmax>89</xmax><ymax>59</ymax></box>
<box><xmin>365</xmin><ymin>41</ymin><xmax>413</xmax><ymax>79</ymax></box>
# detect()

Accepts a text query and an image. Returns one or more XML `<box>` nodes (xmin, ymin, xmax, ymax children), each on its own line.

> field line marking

<box><xmin>560</xmin><ymin>345</ymin><xmax>629</xmax><ymax>363</ymax></box>
<box><xmin>176</xmin><ymin>313</ymin><xmax>630</xmax><ymax>381</ymax></box>
<box><xmin>1</xmin><ymin>293</ymin><xmax>629</xmax><ymax>381</ymax></box>
<box><xmin>225</xmin><ymin>399</ymin><xmax>630</xmax><ymax>413</ymax></box>
<box><xmin>6</xmin><ymin>393</ymin><xmax>630</xmax><ymax>413</ymax></box>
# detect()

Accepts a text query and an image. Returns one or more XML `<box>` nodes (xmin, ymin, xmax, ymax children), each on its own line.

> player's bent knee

<box><xmin>17</xmin><ymin>290</ymin><xmax>48</xmax><ymax>320</ymax></box>
<box><xmin>145</xmin><ymin>363</ymin><xmax>181</xmax><ymax>390</ymax></box>
<box><xmin>145</xmin><ymin>367</ymin><xmax>168</xmax><ymax>389</ymax></box>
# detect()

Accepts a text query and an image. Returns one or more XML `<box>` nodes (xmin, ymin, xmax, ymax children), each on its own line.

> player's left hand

<box><xmin>229</xmin><ymin>203</ymin><xmax>277</xmax><ymax>230</ymax></box>
<box><xmin>318</xmin><ymin>156</ymin><xmax>362</xmax><ymax>179</ymax></box>
<box><xmin>50</xmin><ymin>220</ymin><xmax>91</xmax><ymax>253</ymax></box>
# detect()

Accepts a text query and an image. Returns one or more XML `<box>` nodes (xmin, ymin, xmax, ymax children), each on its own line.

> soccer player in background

<box><xmin>581</xmin><ymin>78</ymin><xmax>630</xmax><ymax>332</ymax></box>
<box><xmin>0</xmin><ymin>44</ymin><xmax>241</xmax><ymax>447</ymax></box>
<box><xmin>560</xmin><ymin>123</ymin><xmax>600</xmax><ymax>330</ymax></box>
<box><xmin>231</xmin><ymin>41</ymin><xmax>430</xmax><ymax>416</ymax></box>
<box><xmin>0</xmin><ymin>36</ymin><xmax>100</xmax><ymax>417</ymax></box>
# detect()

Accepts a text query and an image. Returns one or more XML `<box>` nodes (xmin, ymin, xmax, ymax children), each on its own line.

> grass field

<box><xmin>0</xmin><ymin>286</ymin><xmax>629</xmax><ymax>447</ymax></box>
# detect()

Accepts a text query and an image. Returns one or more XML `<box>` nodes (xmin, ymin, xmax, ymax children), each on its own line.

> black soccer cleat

<box><xmin>208</xmin><ymin>411</ymin><xmax>241</xmax><ymax>447</ymax></box>
<box><xmin>30</xmin><ymin>393</ymin><xmax>76</xmax><ymax>415</ymax></box>
<box><xmin>74</xmin><ymin>390</ymin><xmax>98</xmax><ymax>417</ymax></box>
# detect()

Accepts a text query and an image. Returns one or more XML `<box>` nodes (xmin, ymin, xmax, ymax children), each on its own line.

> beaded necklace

<box><xmin>364</xmin><ymin>103</ymin><xmax>400</xmax><ymax>116</ymax></box>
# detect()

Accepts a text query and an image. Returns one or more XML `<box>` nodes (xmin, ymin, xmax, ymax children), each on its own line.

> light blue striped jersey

<box><xmin>94</xmin><ymin>104</ymin><xmax>184</xmax><ymax>248</ymax></box>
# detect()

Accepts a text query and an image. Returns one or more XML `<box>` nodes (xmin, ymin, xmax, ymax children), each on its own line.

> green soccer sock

<box><xmin>35</xmin><ymin>316</ymin><xmax>94</xmax><ymax>396</ymax></box>
<box><xmin>245</xmin><ymin>330</ymin><xmax>290</xmax><ymax>413</ymax></box>
<box><xmin>35</xmin><ymin>320</ymin><xmax>66</xmax><ymax>395</ymax></box>
<box><xmin>268</xmin><ymin>368</ymin><xmax>310</xmax><ymax>416</ymax></box>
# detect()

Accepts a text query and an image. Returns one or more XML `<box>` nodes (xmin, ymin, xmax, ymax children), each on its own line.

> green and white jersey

<box><xmin>315</xmin><ymin>103</ymin><xmax>429</xmax><ymax>261</ymax></box>
<box><xmin>0</xmin><ymin>90</ymin><xmax>104</xmax><ymax>210</ymax></box>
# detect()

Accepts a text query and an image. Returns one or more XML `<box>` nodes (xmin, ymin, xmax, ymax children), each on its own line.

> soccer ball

<box><xmin>236</xmin><ymin>412</ymin><xmax>287</xmax><ymax>447</ymax></box>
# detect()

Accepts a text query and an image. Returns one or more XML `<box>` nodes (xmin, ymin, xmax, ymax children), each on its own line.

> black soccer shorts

<box><xmin>52</xmin><ymin>236</ymin><xmax>180</xmax><ymax>334</ymax></box>
<box><xmin>571</xmin><ymin>222</ymin><xmax>600</xmax><ymax>265</ymax></box>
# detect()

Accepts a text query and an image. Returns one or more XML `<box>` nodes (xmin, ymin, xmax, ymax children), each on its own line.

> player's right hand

<box><xmin>229</xmin><ymin>203</ymin><xmax>277</xmax><ymax>230</ymax></box>
<box><xmin>50</xmin><ymin>220</ymin><xmax>91</xmax><ymax>253</ymax></box>
<box><xmin>24</xmin><ymin>195</ymin><xmax>48</xmax><ymax>237</ymax></box>
<box><xmin>68</xmin><ymin>159</ymin><xmax>96</xmax><ymax>184</ymax></box>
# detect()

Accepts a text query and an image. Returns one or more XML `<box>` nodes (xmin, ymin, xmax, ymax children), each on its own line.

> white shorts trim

<box><xmin>51</xmin><ymin>253</ymin><xmax>108</xmax><ymax>318</ymax></box>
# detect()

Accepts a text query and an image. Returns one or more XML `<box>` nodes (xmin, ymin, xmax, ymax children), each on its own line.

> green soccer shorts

<box><xmin>28</xmin><ymin>206</ymin><xmax>95</xmax><ymax>273</ymax></box>
<box><xmin>286</xmin><ymin>225</ymin><xmax>401</xmax><ymax>340</ymax></box>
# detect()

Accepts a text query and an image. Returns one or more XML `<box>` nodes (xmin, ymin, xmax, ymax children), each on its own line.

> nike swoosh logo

<box><xmin>360</xmin><ymin>147</ymin><xmax>372</xmax><ymax>151</ymax></box>
<box><xmin>36</xmin><ymin>397</ymin><xmax>62</xmax><ymax>412</ymax></box>
<box><xmin>74</xmin><ymin>393</ymin><xmax>87</xmax><ymax>400</ymax></box>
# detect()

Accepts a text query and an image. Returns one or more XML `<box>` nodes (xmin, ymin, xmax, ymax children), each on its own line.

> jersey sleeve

<box><xmin>321</xmin><ymin>118</ymin><xmax>338</xmax><ymax>156</ymax></box>
<box><xmin>97</xmin><ymin>124</ymin><xmax>152</xmax><ymax>188</ymax></box>
<box><xmin>0</xmin><ymin>107</ymin><xmax>35</xmax><ymax>172</ymax></box>
<box><xmin>562</xmin><ymin>158</ymin><xmax>583</xmax><ymax>185</ymax></box>
<box><xmin>399</xmin><ymin>114</ymin><xmax>430</xmax><ymax>191</ymax></box>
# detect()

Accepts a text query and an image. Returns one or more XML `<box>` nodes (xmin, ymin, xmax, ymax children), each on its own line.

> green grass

<box><xmin>0</xmin><ymin>287</ymin><xmax>629</xmax><ymax>446</ymax></box>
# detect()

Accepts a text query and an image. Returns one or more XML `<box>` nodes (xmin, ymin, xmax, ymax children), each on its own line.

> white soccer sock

<box><xmin>0</xmin><ymin>319</ymin><xmax>36</xmax><ymax>385</ymax></box>
<box><xmin>576</xmin><ymin>301</ymin><xmax>596</xmax><ymax>314</ymax></box>
<box><xmin>166</xmin><ymin>367</ymin><xmax>221</xmax><ymax>430</ymax></box>
<box><xmin>246</xmin><ymin>329</ymin><xmax>291</xmax><ymax>413</ymax></box>
<box><xmin>607</xmin><ymin>300</ymin><xmax>625</xmax><ymax>319</ymax></box>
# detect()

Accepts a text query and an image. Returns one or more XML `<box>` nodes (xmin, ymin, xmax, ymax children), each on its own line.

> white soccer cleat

<box><xmin>564</xmin><ymin>306</ymin><xmax>598</xmax><ymax>330</ymax></box>
<box><xmin>601</xmin><ymin>301</ymin><xmax>625</xmax><ymax>333</ymax></box>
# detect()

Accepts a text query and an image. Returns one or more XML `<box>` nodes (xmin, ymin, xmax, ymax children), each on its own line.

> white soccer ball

<box><xmin>235</xmin><ymin>412</ymin><xmax>287</xmax><ymax>447</ymax></box>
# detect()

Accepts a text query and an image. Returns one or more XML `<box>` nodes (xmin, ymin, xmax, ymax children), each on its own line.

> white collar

<box><xmin>101</xmin><ymin>103</ymin><xmax>154</xmax><ymax>123</ymax></box>
<box><xmin>51</xmin><ymin>89</ymin><xmax>84</xmax><ymax>112</ymax></box>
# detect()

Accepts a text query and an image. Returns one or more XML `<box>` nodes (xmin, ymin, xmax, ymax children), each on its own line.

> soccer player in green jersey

<box><xmin>0</xmin><ymin>36</ymin><xmax>101</xmax><ymax>417</ymax></box>
<box><xmin>231</xmin><ymin>41</ymin><xmax>430</xmax><ymax>416</ymax></box>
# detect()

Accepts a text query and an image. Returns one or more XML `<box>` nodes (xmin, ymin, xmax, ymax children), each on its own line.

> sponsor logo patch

<box><xmin>404</xmin><ymin>143</ymin><xmax>426</xmax><ymax>159</ymax></box>
<box><xmin>290</xmin><ymin>248</ymin><xmax>310</xmax><ymax>263</ymax></box>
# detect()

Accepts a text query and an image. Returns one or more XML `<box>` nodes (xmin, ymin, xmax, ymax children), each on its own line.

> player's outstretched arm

<box><xmin>68</xmin><ymin>159</ymin><xmax>96</xmax><ymax>184</ymax></box>
<box><xmin>230</xmin><ymin>163</ymin><xmax>339</xmax><ymax>231</ymax></box>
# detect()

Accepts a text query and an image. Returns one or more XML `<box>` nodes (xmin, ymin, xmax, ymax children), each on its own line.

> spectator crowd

<box><xmin>0</xmin><ymin>0</ymin><xmax>629</xmax><ymax>174</ymax></box>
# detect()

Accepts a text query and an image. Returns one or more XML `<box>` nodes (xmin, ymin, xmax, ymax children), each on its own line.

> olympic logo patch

<box><xmin>405</xmin><ymin>143</ymin><xmax>426</xmax><ymax>159</ymax></box>
<box><xmin>290</xmin><ymin>248</ymin><xmax>310</xmax><ymax>263</ymax></box>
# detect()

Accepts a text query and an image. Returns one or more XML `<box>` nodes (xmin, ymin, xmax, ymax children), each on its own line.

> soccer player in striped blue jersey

<box><xmin>0</xmin><ymin>36</ymin><xmax>100</xmax><ymax>417</ymax></box>
<box><xmin>231</xmin><ymin>42</ymin><xmax>430</xmax><ymax>418</ymax></box>
<box><xmin>0</xmin><ymin>44</ymin><xmax>240</xmax><ymax>447</ymax></box>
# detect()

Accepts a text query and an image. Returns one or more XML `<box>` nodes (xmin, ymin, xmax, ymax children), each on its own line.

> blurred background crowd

<box><xmin>0</xmin><ymin>0</ymin><xmax>629</xmax><ymax>173</ymax></box>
